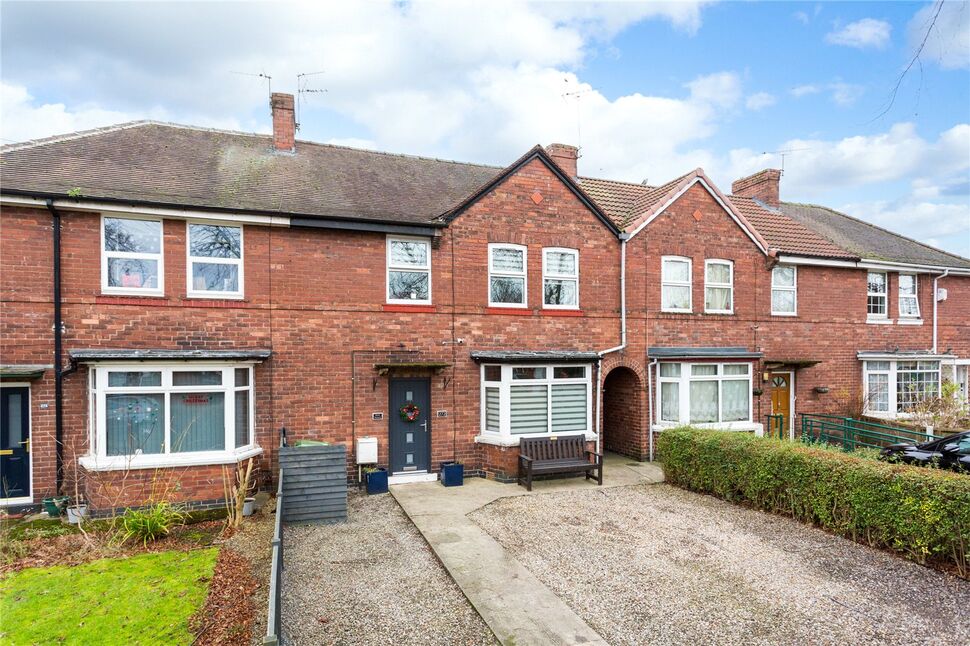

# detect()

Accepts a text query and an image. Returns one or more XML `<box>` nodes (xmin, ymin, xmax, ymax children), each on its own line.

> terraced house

<box><xmin>1</xmin><ymin>92</ymin><xmax>968</xmax><ymax>511</ymax></box>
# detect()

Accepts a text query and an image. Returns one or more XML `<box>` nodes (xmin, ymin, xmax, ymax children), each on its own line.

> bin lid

<box><xmin>293</xmin><ymin>439</ymin><xmax>330</xmax><ymax>447</ymax></box>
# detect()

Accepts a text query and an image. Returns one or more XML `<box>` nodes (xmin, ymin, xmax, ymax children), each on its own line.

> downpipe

<box><xmin>46</xmin><ymin>199</ymin><xmax>65</xmax><ymax>493</ymax></box>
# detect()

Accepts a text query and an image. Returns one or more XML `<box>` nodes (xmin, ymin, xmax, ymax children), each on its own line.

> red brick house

<box><xmin>1</xmin><ymin>93</ymin><xmax>968</xmax><ymax>511</ymax></box>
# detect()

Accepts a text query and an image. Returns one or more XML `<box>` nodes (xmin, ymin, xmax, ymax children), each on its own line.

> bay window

<box><xmin>84</xmin><ymin>363</ymin><xmax>258</xmax><ymax>469</ymax></box>
<box><xmin>187</xmin><ymin>222</ymin><xmax>243</xmax><ymax>298</ymax></box>
<box><xmin>489</xmin><ymin>244</ymin><xmax>527</xmax><ymax>307</ymax></box>
<box><xmin>867</xmin><ymin>272</ymin><xmax>887</xmax><ymax>318</ymax></box>
<box><xmin>898</xmin><ymin>274</ymin><xmax>920</xmax><ymax>318</ymax></box>
<box><xmin>543</xmin><ymin>248</ymin><xmax>579</xmax><ymax>309</ymax></box>
<box><xmin>704</xmin><ymin>260</ymin><xmax>733</xmax><ymax>314</ymax></box>
<box><xmin>657</xmin><ymin>362</ymin><xmax>753</xmax><ymax>427</ymax></box>
<box><xmin>387</xmin><ymin>237</ymin><xmax>431</xmax><ymax>304</ymax></box>
<box><xmin>863</xmin><ymin>359</ymin><xmax>941</xmax><ymax>417</ymax></box>
<box><xmin>771</xmin><ymin>265</ymin><xmax>797</xmax><ymax>315</ymax></box>
<box><xmin>480</xmin><ymin>364</ymin><xmax>591</xmax><ymax>439</ymax></box>
<box><xmin>102</xmin><ymin>216</ymin><xmax>163</xmax><ymax>295</ymax></box>
<box><xmin>661</xmin><ymin>256</ymin><xmax>692</xmax><ymax>313</ymax></box>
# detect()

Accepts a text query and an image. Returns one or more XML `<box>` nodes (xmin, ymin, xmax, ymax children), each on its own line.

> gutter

<box><xmin>932</xmin><ymin>269</ymin><xmax>950</xmax><ymax>354</ymax></box>
<box><xmin>595</xmin><ymin>235</ymin><xmax>629</xmax><ymax>454</ymax></box>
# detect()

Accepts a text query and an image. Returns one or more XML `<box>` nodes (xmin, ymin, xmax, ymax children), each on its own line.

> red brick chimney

<box><xmin>545</xmin><ymin>143</ymin><xmax>579</xmax><ymax>178</ymax></box>
<box><xmin>271</xmin><ymin>93</ymin><xmax>295</xmax><ymax>152</ymax></box>
<box><xmin>731</xmin><ymin>169</ymin><xmax>781</xmax><ymax>206</ymax></box>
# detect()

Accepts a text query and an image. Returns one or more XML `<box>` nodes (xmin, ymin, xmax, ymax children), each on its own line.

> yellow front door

<box><xmin>770</xmin><ymin>373</ymin><xmax>791</xmax><ymax>435</ymax></box>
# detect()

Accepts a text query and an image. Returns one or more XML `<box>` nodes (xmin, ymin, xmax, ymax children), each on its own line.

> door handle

<box><xmin>19</xmin><ymin>439</ymin><xmax>30</xmax><ymax>453</ymax></box>
<box><xmin>420</xmin><ymin>421</ymin><xmax>428</xmax><ymax>433</ymax></box>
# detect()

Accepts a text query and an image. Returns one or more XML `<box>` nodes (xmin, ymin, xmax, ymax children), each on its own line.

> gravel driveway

<box><xmin>471</xmin><ymin>483</ymin><xmax>970</xmax><ymax>646</ymax></box>
<box><xmin>282</xmin><ymin>491</ymin><xmax>496</xmax><ymax>645</ymax></box>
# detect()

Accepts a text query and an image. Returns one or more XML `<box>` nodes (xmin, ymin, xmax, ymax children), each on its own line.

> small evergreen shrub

<box><xmin>119</xmin><ymin>502</ymin><xmax>186</xmax><ymax>546</ymax></box>
<box><xmin>658</xmin><ymin>427</ymin><xmax>970</xmax><ymax>576</ymax></box>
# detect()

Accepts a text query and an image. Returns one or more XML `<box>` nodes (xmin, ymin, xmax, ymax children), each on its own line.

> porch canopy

<box><xmin>470</xmin><ymin>350</ymin><xmax>601</xmax><ymax>363</ymax></box>
<box><xmin>0</xmin><ymin>364</ymin><xmax>53</xmax><ymax>380</ymax></box>
<box><xmin>648</xmin><ymin>347</ymin><xmax>762</xmax><ymax>360</ymax></box>
<box><xmin>69</xmin><ymin>348</ymin><xmax>272</xmax><ymax>362</ymax></box>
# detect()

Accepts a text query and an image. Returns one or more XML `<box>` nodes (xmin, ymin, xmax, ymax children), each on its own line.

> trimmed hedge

<box><xmin>658</xmin><ymin>427</ymin><xmax>970</xmax><ymax>576</ymax></box>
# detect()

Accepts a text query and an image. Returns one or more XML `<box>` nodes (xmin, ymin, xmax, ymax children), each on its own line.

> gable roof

<box><xmin>0</xmin><ymin>121</ymin><xmax>500</xmax><ymax>226</ymax></box>
<box><xmin>729</xmin><ymin>196</ymin><xmax>857</xmax><ymax>260</ymax></box>
<box><xmin>777</xmin><ymin>202</ymin><xmax>970</xmax><ymax>269</ymax></box>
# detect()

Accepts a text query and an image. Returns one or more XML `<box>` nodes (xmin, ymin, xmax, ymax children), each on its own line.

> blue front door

<box><xmin>388</xmin><ymin>378</ymin><xmax>431</xmax><ymax>473</ymax></box>
<box><xmin>1</xmin><ymin>386</ymin><xmax>31</xmax><ymax>500</ymax></box>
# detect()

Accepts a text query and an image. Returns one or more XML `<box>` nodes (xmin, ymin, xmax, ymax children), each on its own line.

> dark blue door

<box><xmin>389</xmin><ymin>378</ymin><xmax>430</xmax><ymax>473</ymax></box>
<box><xmin>1</xmin><ymin>387</ymin><xmax>30</xmax><ymax>500</ymax></box>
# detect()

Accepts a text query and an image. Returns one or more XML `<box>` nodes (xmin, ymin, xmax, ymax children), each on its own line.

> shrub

<box><xmin>118</xmin><ymin>502</ymin><xmax>186</xmax><ymax>546</ymax></box>
<box><xmin>658</xmin><ymin>427</ymin><xmax>970</xmax><ymax>577</ymax></box>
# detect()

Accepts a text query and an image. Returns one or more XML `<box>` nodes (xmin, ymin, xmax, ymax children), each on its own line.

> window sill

<box><xmin>382</xmin><ymin>304</ymin><xmax>437</xmax><ymax>313</ymax></box>
<box><xmin>79</xmin><ymin>446</ymin><xmax>263</xmax><ymax>472</ymax></box>
<box><xmin>101</xmin><ymin>289</ymin><xmax>165</xmax><ymax>298</ymax></box>
<box><xmin>474</xmin><ymin>432</ymin><xmax>597</xmax><ymax>447</ymax></box>
<box><xmin>541</xmin><ymin>309</ymin><xmax>584</xmax><ymax>317</ymax></box>
<box><xmin>651</xmin><ymin>422</ymin><xmax>764</xmax><ymax>435</ymax></box>
<box><xmin>866</xmin><ymin>317</ymin><xmax>893</xmax><ymax>325</ymax></box>
<box><xmin>96</xmin><ymin>294</ymin><xmax>168</xmax><ymax>305</ymax></box>
<box><xmin>660</xmin><ymin>310</ymin><xmax>693</xmax><ymax>315</ymax></box>
<box><xmin>186</xmin><ymin>293</ymin><xmax>245</xmax><ymax>301</ymax></box>
<box><xmin>485</xmin><ymin>307</ymin><xmax>532</xmax><ymax>316</ymax></box>
<box><xmin>771</xmin><ymin>312</ymin><xmax>798</xmax><ymax>317</ymax></box>
<box><xmin>897</xmin><ymin>318</ymin><xmax>923</xmax><ymax>326</ymax></box>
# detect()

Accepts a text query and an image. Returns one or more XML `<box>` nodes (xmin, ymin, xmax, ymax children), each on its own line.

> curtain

<box><xmin>662</xmin><ymin>285</ymin><xmax>690</xmax><ymax>310</ymax></box>
<box><xmin>235</xmin><ymin>390</ymin><xmax>250</xmax><ymax>448</ymax></box>
<box><xmin>170</xmin><ymin>392</ymin><xmax>225</xmax><ymax>452</ymax></box>
<box><xmin>551</xmin><ymin>384</ymin><xmax>586</xmax><ymax>432</ymax></box>
<box><xmin>510</xmin><ymin>385</ymin><xmax>548</xmax><ymax>434</ymax></box>
<box><xmin>721</xmin><ymin>380</ymin><xmax>749</xmax><ymax>422</ymax></box>
<box><xmin>106</xmin><ymin>394</ymin><xmax>164</xmax><ymax>456</ymax></box>
<box><xmin>689</xmin><ymin>381</ymin><xmax>718</xmax><ymax>423</ymax></box>
<box><xmin>485</xmin><ymin>387</ymin><xmax>500</xmax><ymax>431</ymax></box>
<box><xmin>661</xmin><ymin>382</ymin><xmax>679</xmax><ymax>422</ymax></box>
<box><xmin>706</xmin><ymin>286</ymin><xmax>732</xmax><ymax>311</ymax></box>
<box><xmin>867</xmin><ymin>373</ymin><xmax>889</xmax><ymax>412</ymax></box>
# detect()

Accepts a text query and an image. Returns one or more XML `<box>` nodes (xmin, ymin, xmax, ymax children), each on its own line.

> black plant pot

<box><xmin>440</xmin><ymin>461</ymin><xmax>464</xmax><ymax>487</ymax></box>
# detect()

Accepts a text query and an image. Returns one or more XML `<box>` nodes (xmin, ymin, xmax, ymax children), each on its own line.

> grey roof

<box><xmin>1</xmin><ymin>122</ymin><xmax>500</xmax><ymax>225</ymax></box>
<box><xmin>779</xmin><ymin>202</ymin><xmax>970</xmax><ymax>269</ymax></box>
<box><xmin>0</xmin><ymin>364</ymin><xmax>53</xmax><ymax>379</ymax></box>
<box><xmin>648</xmin><ymin>347</ymin><xmax>763</xmax><ymax>359</ymax></box>
<box><xmin>470</xmin><ymin>350</ymin><xmax>601</xmax><ymax>363</ymax></box>
<box><xmin>69</xmin><ymin>348</ymin><xmax>272</xmax><ymax>362</ymax></box>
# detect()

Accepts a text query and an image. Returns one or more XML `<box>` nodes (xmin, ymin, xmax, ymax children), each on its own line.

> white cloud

<box><xmin>826</xmin><ymin>18</ymin><xmax>892</xmax><ymax>49</ymax></box>
<box><xmin>836</xmin><ymin>198</ymin><xmax>970</xmax><ymax>252</ymax></box>
<box><xmin>908</xmin><ymin>0</ymin><xmax>970</xmax><ymax>70</ymax></box>
<box><xmin>790</xmin><ymin>84</ymin><xmax>821</xmax><ymax>97</ymax></box>
<box><xmin>829</xmin><ymin>82</ymin><xmax>865</xmax><ymax>106</ymax></box>
<box><xmin>685</xmin><ymin>71</ymin><xmax>743</xmax><ymax>108</ymax></box>
<box><xmin>745</xmin><ymin>92</ymin><xmax>776</xmax><ymax>110</ymax></box>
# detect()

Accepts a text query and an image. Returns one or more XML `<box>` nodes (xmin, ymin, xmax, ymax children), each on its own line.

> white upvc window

<box><xmin>771</xmin><ymin>265</ymin><xmax>797</xmax><ymax>316</ymax></box>
<box><xmin>102</xmin><ymin>216</ymin><xmax>164</xmax><ymax>295</ymax></box>
<box><xmin>83</xmin><ymin>363</ymin><xmax>259</xmax><ymax>470</ymax></box>
<box><xmin>867</xmin><ymin>271</ymin><xmax>887</xmax><ymax>318</ymax></box>
<box><xmin>488</xmin><ymin>244</ymin><xmax>527</xmax><ymax>308</ymax></box>
<box><xmin>187</xmin><ymin>222</ymin><xmax>244</xmax><ymax>298</ymax></box>
<box><xmin>661</xmin><ymin>256</ymin><xmax>692</xmax><ymax>313</ymax></box>
<box><xmin>657</xmin><ymin>362</ymin><xmax>753</xmax><ymax>427</ymax></box>
<box><xmin>898</xmin><ymin>274</ymin><xmax>920</xmax><ymax>318</ymax></box>
<box><xmin>863</xmin><ymin>359</ymin><xmax>941</xmax><ymax>417</ymax></box>
<box><xmin>543</xmin><ymin>248</ymin><xmax>579</xmax><ymax>309</ymax></box>
<box><xmin>387</xmin><ymin>237</ymin><xmax>432</xmax><ymax>304</ymax></box>
<box><xmin>480</xmin><ymin>364</ymin><xmax>591</xmax><ymax>439</ymax></box>
<box><xmin>704</xmin><ymin>259</ymin><xmax>734</xmax><ymax>314</ymax></box>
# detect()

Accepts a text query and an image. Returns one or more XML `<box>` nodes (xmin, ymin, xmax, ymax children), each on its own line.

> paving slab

<box><xmin>391</xmin><ymin>454</ymin><xmax>663</xmax><ymax>646</ymax></box>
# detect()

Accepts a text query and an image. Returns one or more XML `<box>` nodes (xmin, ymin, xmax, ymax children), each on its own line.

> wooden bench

<box><xmin>518</xmin><ymin>434</ymin><xmax>603</xmax><ymax>491</ymax></box>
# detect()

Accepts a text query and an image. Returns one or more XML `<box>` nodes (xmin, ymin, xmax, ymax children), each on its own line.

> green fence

<box><xmin>766</xmin><ymin>414</ymin><xmax>786</xmax><ymax>439</ymax></box>
<box><xmin>800</xmin><ymin>413</ymin><xmax>937</xmax><ymax>451</ymax></box>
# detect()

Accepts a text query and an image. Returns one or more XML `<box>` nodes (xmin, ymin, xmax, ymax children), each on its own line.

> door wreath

<box><xmin>400</xmin><ymin>401</ymin><xmax>420</xmax><ymax>422</ymax></box>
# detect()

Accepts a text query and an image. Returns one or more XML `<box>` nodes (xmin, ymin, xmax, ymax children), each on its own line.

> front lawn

<box><xmin>1</xmin><ymin>548</ymin><xmax>218</xmax><ymax>645</ymax></box>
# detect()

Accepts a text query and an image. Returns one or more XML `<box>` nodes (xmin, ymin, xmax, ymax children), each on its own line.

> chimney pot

<box><xmin>545</xmin><ymin>143</ymin><xmax>579</xmax><ymax>178</ymax></box>
<box><xmin>731</xmin><ymin>168</ymin><xmax>781</xmax><ymax>206</ymax></box>
<box><xmin>271</xmin><ymin>92</ymin><xmax>295</xmax><ymax>152</ymax></box>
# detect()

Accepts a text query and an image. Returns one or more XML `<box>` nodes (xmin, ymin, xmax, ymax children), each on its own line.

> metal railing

<box><xmin>264</xmin><ymin>468</ymin><xmax>284</xmax><ymax>646</ymax></box>
<box><xmin>766</xmin><ymin>414</ymin><xmax>786</xmax><ymax>439</ymax></box>
<box><xmin>800</xmin><ymin>413</ymin><xmax>937</xmax><ymax>451</ymax></box>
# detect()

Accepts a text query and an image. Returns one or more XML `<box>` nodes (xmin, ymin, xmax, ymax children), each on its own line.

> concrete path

<box><xmin>390</xmin><ymin>453</ymin><xmax>664</xmax><ymax>646</ymax></box>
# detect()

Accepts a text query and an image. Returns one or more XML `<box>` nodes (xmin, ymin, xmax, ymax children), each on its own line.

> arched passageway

<box><xmin>602</xmin><ymin>366</ymin><xmax>644</xmax><ymax>460</ymax></box>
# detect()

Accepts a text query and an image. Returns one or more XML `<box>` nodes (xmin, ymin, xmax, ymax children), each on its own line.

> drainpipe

<box><xmin>46</xmin><ymin>199</ymin><xmax>65</xmax><ymax>494</ymax></box>
<box><xmin>596</xmin><ymin>235</ymin><xmax>628</xmax><ymax>454</ymax></box>
<box><xmin>646</xmin><ymin>358</ymin><xmax>658</xmax><ymax>462</ymax></box>
<box><xmin>932</xmin><ymin>269</ymin><xmax>949</xmax><ymax>354</ymax></box>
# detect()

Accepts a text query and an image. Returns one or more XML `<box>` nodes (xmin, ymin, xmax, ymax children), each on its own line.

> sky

<box><xmin>2</xmin><ymin>0</ymin><xmax>968</xmax><ymax>257</ymax></box>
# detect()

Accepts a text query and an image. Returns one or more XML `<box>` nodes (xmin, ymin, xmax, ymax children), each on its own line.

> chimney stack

<box><xmin>731</xmin><ymin>169</ymin><xmax>781</xmax><ymax>206</ymax></box>
<box><xmin>271</xmin><ymin>93</ymin><xmax>295</xmax><ymax>152</ymax></box>
<box><xmin>545</xmin><ymin>143</ymin><xmax>579</xmax><ymax>178</ymax></box>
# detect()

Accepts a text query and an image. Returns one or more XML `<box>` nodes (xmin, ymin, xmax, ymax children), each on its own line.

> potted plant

<box><xmin>66</xmin><ymin>500</ymin><xmax>88</xmax><ymax>525</ymax></box>
<box><xmin>440</xmin><ymin>461</ymin><xmax>464</xmax><ymax>487</ymax></box>
<box><xmin>42</xmin><ymin>496</ymin><xmax>70</xmax><ymax>516</ymax></box>
<box><xmin>365</xmin><ymin>467</ymin><xmax>388</xmax><ymax>495</ymax></box>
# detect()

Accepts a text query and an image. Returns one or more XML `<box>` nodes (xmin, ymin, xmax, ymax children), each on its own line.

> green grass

<box><xmin>0</xmin><ymin>548</ymin><xmax>218</xmax><ymax>645</ymax></box>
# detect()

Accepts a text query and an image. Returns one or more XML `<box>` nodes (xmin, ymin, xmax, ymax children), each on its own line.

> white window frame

<box><xmin>867</xmin><ymin>271</ymin><xmax>888</xmax><ymax>319</ymax></box>
<box><xmin>386</xmin><ymin>236</ymin><xmax>432</xmax><ymax>305</ymax></box>
<box><xmin>704</xmin><ymin>259</ymin><xmax>734</xmax><ymax>315</ymax></box>
<box><xmin>479</xmin><ymin>364</ymin><xmax>592</xmax><ymax>441</ymax></box>
<box><xmin>862</xmin><ymin>359</ymin><xmax>942</xmax><ymax>418</ymax></box>
<box><xmin>488</xmin><ymin>243</ymin><xmax>528</xmax><ymax>308</ymax></box>
<box><xmin>186</xmin><ymin>220</ymin><xmax>244</xmax><ymax>299</ymax></box>
<box><xmin>655</xmin><ymin>362</ymin><xmax>755</xmax><ymax>430</ymax></box>
<box><xmin>80</xmin><ymin>362</ymin><xmax>260</xmax><ymax>471</ymax></box>
<box><xmin>771</xmin><ymin>265</ymin><xmax>798</xmax><ymax>316</ymax></box>
<box><xmin>661</xmin><ymin>256</ymin><xmax>692</xmax><ymax>313</ymax></box>
<box><xmin>542</xmin><ymin>247</ymin><xmax>579</xmax><ymax>310</ymax></box>
<box><xmin>101</xmin><ymin>215</ymin><xmax>164</xmax><ymax>296</ymax></box>
<box><xmin>898</xmin><ymin>273</ymin><xmax>920</xmax><ymax>319</ymax></box>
